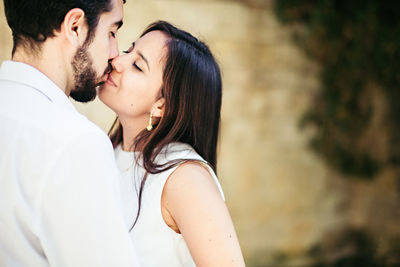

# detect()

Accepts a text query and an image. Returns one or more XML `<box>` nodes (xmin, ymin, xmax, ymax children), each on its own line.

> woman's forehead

<box><xmin>134</xmin><ymin>31</ymin><xmax>169</xmax><ymax>65</ymax></box>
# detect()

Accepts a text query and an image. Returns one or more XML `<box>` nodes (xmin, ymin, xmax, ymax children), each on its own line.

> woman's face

<box><xmin>99</xmin><ymin>30</ymin><xmax>169</xmax><ymax>120</ymax></box>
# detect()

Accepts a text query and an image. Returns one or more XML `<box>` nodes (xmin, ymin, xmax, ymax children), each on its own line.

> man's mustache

<box><xmin>97</xmin><ymin>61</ymin><xmax>113</xmax><ymax>86</ymax></box>
<box><xmin>104</xmin><ymin>60</ymin><xmax>113</xmax><ymax>75</ymax></box>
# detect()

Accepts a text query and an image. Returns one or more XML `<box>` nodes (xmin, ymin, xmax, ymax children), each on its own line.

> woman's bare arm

<box><xmin>161</xmin><ymin>162</ymin><xmax>246</xmax><ymax>267</ymax></box>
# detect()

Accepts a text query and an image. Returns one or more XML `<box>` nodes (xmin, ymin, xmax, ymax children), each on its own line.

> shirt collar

<box><xmin>0</xmin><ymin>60</ymin><xmax>77</xmax><ymax>113</ymax></box>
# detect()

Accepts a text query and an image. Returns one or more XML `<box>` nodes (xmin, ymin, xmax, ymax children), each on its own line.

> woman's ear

<box><xmin>60</xmin><ymin>8</ymin><xmax>88</xmax><ymax>48</ymax></box>
<box><xmin>152</xmin><ymin>98</ymin><xmax>165</xmax><ymax>118</ymax></box>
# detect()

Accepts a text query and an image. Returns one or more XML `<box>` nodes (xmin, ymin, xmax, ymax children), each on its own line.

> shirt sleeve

<box><xmin>34</xmin><ymin>131</ymin><xmax>140</xmax><ymax>267</ymax></box>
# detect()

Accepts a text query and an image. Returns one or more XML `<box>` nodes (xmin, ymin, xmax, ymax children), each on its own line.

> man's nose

<box><xmin>109</xmin><ymin>39</ymin><xmax>119</xmax><ymax>60</ymax></box>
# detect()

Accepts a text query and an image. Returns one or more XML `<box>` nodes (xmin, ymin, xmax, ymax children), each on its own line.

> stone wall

<box><xmin>1</xmin><ymin>0</ymin><xmax>399</xmax><ymax>265</ymax></box>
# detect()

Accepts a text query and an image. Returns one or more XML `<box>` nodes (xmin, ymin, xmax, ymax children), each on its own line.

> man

<box><xmin>0</xmin><ymin>0</ymin><xmax>140</xmax><ymax>266</ymax></box>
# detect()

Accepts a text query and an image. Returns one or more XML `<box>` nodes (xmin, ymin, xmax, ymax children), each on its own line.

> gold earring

<box><xmin>146</xmin><ymin>113</ymin><xmax>153</xmax><ymax>131</ymax></box>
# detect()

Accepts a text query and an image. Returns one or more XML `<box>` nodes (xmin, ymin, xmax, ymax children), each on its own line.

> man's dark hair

<box><xmin>3</xmin><ymin>0</ymin><xmax>124</xmax><ymax>55</ymax></box>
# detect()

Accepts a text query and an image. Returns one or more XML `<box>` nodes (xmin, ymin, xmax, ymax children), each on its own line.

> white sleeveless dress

<box><xmin>115</xmin><ymin>142</ymin><xmax>225</xmax><ymax>267</ymax></box>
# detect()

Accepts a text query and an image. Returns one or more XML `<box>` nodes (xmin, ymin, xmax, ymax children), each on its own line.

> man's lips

<box><xmin>105</xmin><ymin>73</ymin><xmax>117</xmax><ymax>87</ymax></box>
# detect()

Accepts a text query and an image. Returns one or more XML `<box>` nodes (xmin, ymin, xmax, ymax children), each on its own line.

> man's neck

<box><xmin>12</xmin><ymin>44</ymin><xmax>70</xmax><ymax>96</ymax></box>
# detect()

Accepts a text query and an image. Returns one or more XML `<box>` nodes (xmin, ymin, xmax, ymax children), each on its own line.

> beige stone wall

<box><xmin>0</xmin><ymin>2</ymin><xmax>11</xmax><ymax>61</ymax></box>
<box><xmin>1</xmin><ymin>0</ymin><xmax>399</xmax><ymax>265</ymax></box>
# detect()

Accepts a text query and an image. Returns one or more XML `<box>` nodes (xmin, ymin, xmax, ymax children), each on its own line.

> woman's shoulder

<box><xmin>162</xmin><ymin>160</ymin><xmax>225</xmax><ymax>222</ymax></box>
<box><xmin>162</xmin><ymin>143</ymin><xmax>225</xmax><ymax>201</ymax></box>
<box><xmin>169</xmin><ymin>161</ymin><xmax>218</xmax><ymax>188</ymax></box>
<box><xmin>161</xmin><ymin>160</ymin><xmax>226</xmax><ymax>238</ymax></box>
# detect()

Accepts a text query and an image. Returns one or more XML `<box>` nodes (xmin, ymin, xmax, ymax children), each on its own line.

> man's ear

<box><xmin>60</xmin><ymin>8</ymin><xmax>88</xmax><ymax>47</ymax></box>
<box><xmin>152</xmin><ymin>98</ymin><xmax>165</xmax><ymax>118</ymax></box>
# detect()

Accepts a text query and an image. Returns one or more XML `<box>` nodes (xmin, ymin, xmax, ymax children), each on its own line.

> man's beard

<box><xmin>70</xmin><ymin>46</ymin><xmax>104</xmax><ymax>103</ymax></box>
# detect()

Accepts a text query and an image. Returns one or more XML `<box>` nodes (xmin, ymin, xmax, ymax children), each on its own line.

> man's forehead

<box><xmin>100</xmin><ymin>0</ymin><xmax>124</xmax><ymax>26</ymax></box>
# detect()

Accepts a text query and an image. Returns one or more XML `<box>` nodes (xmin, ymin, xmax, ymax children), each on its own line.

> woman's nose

<box><xmin>111</xmin><ymin>55</ymin><xmax>124</xmax><ymax>73</ymax></box>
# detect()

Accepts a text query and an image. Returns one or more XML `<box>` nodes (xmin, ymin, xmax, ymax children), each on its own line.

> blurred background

<box><xmin>1</xmin><ymin>0</ymin><xmax>400</xmax><ymax>266</ymax></box>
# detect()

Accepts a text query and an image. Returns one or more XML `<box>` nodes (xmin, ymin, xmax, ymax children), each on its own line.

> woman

<box><xmin>99</xmin><ymin>21</ymin><xmax>245</xmax><ymax>266</ymax></box>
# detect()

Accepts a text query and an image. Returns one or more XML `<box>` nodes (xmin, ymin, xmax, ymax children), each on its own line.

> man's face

<box><xmin>70</xmin><ymin>0</ymin><xmax>123</xmax><ymax>102</ymax></box>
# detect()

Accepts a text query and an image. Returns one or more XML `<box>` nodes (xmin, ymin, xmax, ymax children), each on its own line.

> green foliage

<box><xmin>274</xmin><ymin>0</ymin><xmax>400</xmax><ymax>179</ymax></box>
<box><xmin>308</xmin><ymin>229</ymin><xmax>400</xmax><ymax>266</ymax></box>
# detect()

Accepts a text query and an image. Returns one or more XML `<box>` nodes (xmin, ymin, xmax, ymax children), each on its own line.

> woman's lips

<box><xmin>105</xmin><ymin>73</ymin><xmax>117</xmax><ymax>87</ymax></box>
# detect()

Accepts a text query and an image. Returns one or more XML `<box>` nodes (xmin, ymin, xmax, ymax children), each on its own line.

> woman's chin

<box><xmin>97</xmin><ymin>87</ymin><xmax>114</xmax><ymax>110</ymax></box>
<box><xmin>97</xmin><ymin>85</ymin><xmax>105</xmax><ymax>100</ymax></box>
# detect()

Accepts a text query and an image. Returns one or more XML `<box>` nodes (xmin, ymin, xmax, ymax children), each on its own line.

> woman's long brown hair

<box><xmin>109</xmin><ymin>21</ymin><xmax>222</xmax><ymax>230</ymax></box>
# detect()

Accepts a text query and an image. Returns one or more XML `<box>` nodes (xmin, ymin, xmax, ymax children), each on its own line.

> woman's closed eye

<box><xmin>133</xmin><ymin>62</ymin><xmax>143</xmax><ymax>72</ymax></box>
<box><xmin>121</xmin><ymin>50</ymin><xmax>143</xmax><ymax>72</ymax></box>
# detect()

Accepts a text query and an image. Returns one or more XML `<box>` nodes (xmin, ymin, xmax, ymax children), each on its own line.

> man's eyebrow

<box><xmin>113</xmin><ymin>20</ymin><xmax>123</xmax><ymax>29</ymax></box>
<box><xmin>132</xmin><ymin>42</ymin><xmax>150</xmax><ymax>71</ymax></box>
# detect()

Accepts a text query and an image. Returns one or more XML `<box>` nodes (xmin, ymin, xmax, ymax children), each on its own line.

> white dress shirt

<box><xmin>0</xmin><ymin>61</ymin><xmax>140</xmax><ymax>267</ymax></box>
